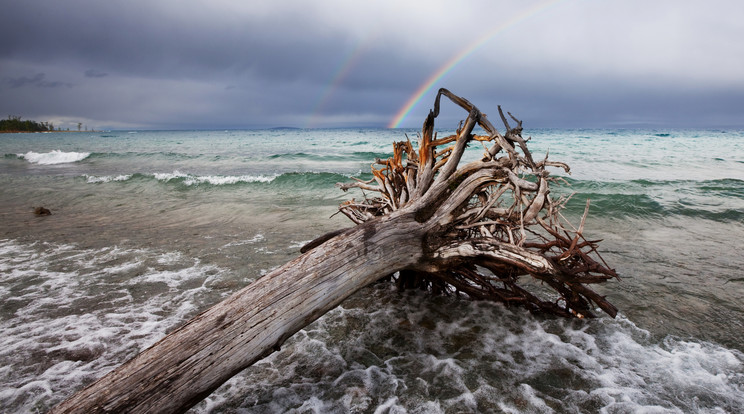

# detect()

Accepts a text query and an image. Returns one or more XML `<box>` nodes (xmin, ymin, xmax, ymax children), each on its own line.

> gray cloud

<box><xmin>5</xmin><ymin>73</ymin><xmax>46</xmax><ymax>88</ymax></box>
<box><xmin>5</xmin><ymin>73</ymin><xmax>72</xmax><ymax>88</ymax></box>
<box><xmin>84</xmin><ymin>69</ymin><xmax>108</xmax><ymax>78</ymax></box>
<box><xmin>1</xmin><ymin>0</ymin><xmax>743</xmax><ymax>129</ymax></box>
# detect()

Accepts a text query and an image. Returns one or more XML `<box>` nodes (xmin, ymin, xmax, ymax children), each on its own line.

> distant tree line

<box><xmin>0</xmin><ymin>115</ymin><xmax>55</xmax><ymax>132</ymax></box>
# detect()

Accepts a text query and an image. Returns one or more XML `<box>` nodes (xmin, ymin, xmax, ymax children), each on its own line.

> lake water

<box><xmin>1</xmin><ymin>128</ymin><xmax>743</xmax><ymax>413</ymax></box>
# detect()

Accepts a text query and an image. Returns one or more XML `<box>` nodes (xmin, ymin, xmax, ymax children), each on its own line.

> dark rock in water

<box><xmin>34</xmin><ymin>206</ymin><xmax>52</xmax><ymax>216</ymax></box>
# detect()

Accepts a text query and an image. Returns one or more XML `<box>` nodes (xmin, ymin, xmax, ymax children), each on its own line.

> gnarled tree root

<box><xmin>50</xmin><ymin>89</ymin><xmax>616</xmax><ymax>414</ymax></box>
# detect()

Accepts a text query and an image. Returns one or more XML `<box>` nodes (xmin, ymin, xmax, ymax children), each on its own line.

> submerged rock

<box><xmin>34</xmin><ymin>206</ymin><xmax>52</xmax><ymax>216</ymax></box>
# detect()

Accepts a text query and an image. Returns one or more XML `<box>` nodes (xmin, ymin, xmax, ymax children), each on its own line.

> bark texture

<box><xmin>337</xmin><ymin>88</ymin><xmax>617</xmax><ymax>318</ymax></box>
<box><xmin>50</xmin><ymin>89</ymin><xmax>617</xmax><ymax>414</ymax></box>
<box><xmin>50</xmin><ymin>217</ymin><xmax>424</xmax><ymax>413</ymax></box>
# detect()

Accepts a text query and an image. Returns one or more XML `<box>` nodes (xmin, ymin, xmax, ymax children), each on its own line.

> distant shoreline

<box><xmin>0</xmin><ymin>130</ymin><xmax>98</xmax><ymax>134</ymax></box>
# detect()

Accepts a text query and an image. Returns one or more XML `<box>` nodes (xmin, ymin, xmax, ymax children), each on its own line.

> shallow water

<box><xmin>1</xmin><ymin>128</ymin><xmax>743</xmax><ymax>412</ymax></box>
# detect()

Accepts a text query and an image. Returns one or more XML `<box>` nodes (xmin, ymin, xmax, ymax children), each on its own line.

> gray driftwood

<box><xmin>50</xmin><ymin>89</ymin><xmax>617</xmax><ymax>413</ymax></box>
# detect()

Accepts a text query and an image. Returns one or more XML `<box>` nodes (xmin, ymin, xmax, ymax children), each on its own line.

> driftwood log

<box><xmin>50</xmin><ymin>89</ymin><xmax>617</xmax><ymax>413</ymax></box>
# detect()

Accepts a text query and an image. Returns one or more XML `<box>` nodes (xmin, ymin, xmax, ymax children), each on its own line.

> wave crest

<box><xmin>85</xmin><ymin>174</ymin><xmax>133</xmax><ymax>183</ymax></box>
<box><xmin>152</xmin><ymin>171</ymin><xmax>276</xmax><ymax>186</ymax></box>
<box><xmin>20</xmin><ymin>150</ymin><xmax>91</xmax><ymax>165</ymax></box>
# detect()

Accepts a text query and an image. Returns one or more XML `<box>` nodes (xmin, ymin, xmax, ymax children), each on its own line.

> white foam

<box><xmin>186</xmin><ymin>174</ymin><xmax>276</xmax><ymax>185</ymax></box>
<box><xmin>157</xmin><ymin>251</ymin><xmax>184</xmax><ymax>265</ymax></box>
<box><xmin>373</xmin><ymin>397</ymin><xmax>403</xmax><ymax>414</ymax></box>
<box><xmin>288</xmin><ymin>239</ymin><xmax>313</xmax><ymax>249</ymax></box>
<box><xmin>103</xmin><ymin>260</ymin><xmax>142</xmax><ymax>275</ymax></box>
<box><xmin>254</xmin><ymin>246</ymin><xmax>277</xmax><ymax>254</ymax></box>
<box><xmin>84</xmin><ymin>171</ymin><xmax>277</xmax><ymax>186</ymax></box>
<box><xmin>499</xmin><ymin>384</ymin><xmax>553</xmax><ymax>413</ymax></box>
<box><xmin>190</xmin><ymin>293</ymin><xmax>744</xmax><ymax>413</ymax></box>
<box><xmin>135</xmin><ymin>262</ymin><xmax>218</xmax><ymax>289</ymax></box>
<box><xmin>152</xmin><ymin>170</ymin><xmax>276</xmax><ymax>185</ymax></box>
<box><xmin>19</xmin><ymin>150</ymin><xmax>91</xmax><ymax>165</ymax></box>
<box><xmin>84</xmin><ymin>174</ymin><xmax>132</xmax><ymax>183</ymax></box>
<box><xmin>152</xmin><ymin>170</ymin><xmax>189</xmax><ymax>181</ymax></box>
<box><xmin>221</xmin><ymin>234</ymin><xmax>265</xmax><ymax>249</ymax></box>
<box><xmin>0</xmin><ymin>239</ymin><xmax>229</xmax><ymax>412</ymax></box>
<box><xmin>4</xmin><ymin>238</ymin><xmax>742</xmax><ymax>413</ymax></box>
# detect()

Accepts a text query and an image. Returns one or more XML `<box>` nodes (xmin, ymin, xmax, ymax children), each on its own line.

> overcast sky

<box><xmin>1</xmin><ymin>0</ymin><xmax>742</xmax><ymax>130</ymax></box>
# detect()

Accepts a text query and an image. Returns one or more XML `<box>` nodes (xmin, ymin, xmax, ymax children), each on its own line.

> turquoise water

<box><xmin>1</xmin><ymin>128</ymin><xmax>743</xmax><ymax>412</ymax></box>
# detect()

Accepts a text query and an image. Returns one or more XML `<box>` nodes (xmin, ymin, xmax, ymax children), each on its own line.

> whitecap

<box><xmin>151</xmin><ymin>171</ymin><xmax>276</xmax><ymax>185</ymax></box>
<box><xmin>152</xmin><ymin>170</ymin><xmax>189</xmax><ymax>181</ymax></box>
<box><xmin>19</xmin><ymin>150</ymin><xmax>91</xmax><ymax>165</ymax></box>
<box><xmin>84</xmin><ymin>174</ymin><xmax>132</xmax><ymax>183</ymax></box>
<box><xmin>188</xmin><ymin>174</ymin><xmax>276</xmax><ymax>185</ymax></box>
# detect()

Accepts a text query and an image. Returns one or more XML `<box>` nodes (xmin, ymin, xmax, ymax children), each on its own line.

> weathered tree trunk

<box><xmin>51</xmin><ymin>89</ymin><xmax>617</xmax><ymax>413</ymax></box>
<box><xmin>50</xmin><ymin>215</ymin><xmax>424</xmax><ymax>413</ymax></box>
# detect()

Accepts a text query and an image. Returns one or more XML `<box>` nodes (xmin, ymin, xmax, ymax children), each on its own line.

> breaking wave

<box><xmin>82</xmin><ymin>171</ymin><xmax>365</xmax><ymax>190</ymax></box>
<box><xmin>18</xmin><ymin>150</ymin><xmax>91</xmax><ymax>165</ymax></box>
<box><xmin>559</xmin><ymin>178</ymin><xmax>744</xmax><ymax>223</ymax></box>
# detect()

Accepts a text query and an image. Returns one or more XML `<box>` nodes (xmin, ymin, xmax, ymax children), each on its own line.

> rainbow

<box><xmin>388</xmin><ymin>0</ymin><xmax>569</xmax><ymax>128</ymax></box>
<box><xmin>305</xmin><ymin>37</ymin><xmax>375</xmax><ymax>128</ymax></box>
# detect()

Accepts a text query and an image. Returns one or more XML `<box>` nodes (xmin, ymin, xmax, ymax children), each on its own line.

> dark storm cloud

<box><xmin>0</xmin><ymin>0</ymin><xmax>357</xmax><ymax>84</ymax></box>
<box><xmin>5</xmin><ymin>73</ymin><xmax>45</xmax><ymax>88</ymax></box>
<box><xmin>5</xmin><ymin>73</ymin><xmax>72</xmax><ymax>88</ymax></box>
<box><xmin>1</xmin><ymin>0</ymin><xmax>742</xmax><ymax>129</ymax></box>
<box><xmin>84</xmin><ymin>69</ymin><xmax>108</xmax><ymax>78</ymax></box>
